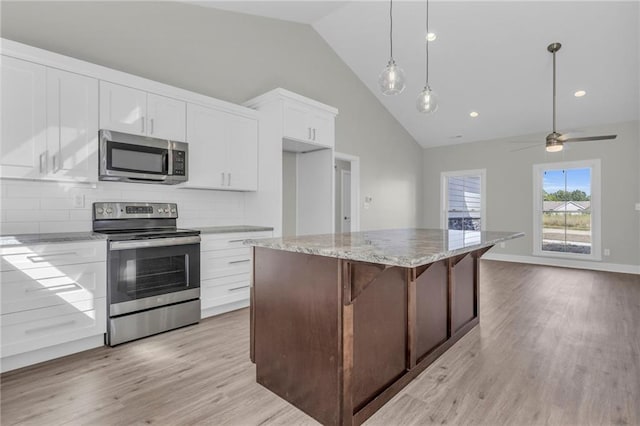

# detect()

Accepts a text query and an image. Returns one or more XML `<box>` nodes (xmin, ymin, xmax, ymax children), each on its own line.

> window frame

<box><xmin>532</xmin><ymin>159</ymin><xmax>601</xmax><ymax>261</ymax></box>
<box><xmin>440</xmin><ymin>169</ymin><xmax>487</xmax><ymax>231</ymax></box>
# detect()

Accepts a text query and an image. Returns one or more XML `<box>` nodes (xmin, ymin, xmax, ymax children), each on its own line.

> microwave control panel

<box><xmin>173</xmin><ymin>151</ymin><xmax>186</xmax><ymax>176</ymax></box>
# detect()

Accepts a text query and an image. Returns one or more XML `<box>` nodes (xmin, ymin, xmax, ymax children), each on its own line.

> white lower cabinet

<box><xmin>0</xmin><ymin>240</ymin><xmax>107</xmax><ymax>372</ymax></box>
<box><xmin>200</xmin><ymin>231</ymin><xmax>271</xmax><ymax>318</ymax></box>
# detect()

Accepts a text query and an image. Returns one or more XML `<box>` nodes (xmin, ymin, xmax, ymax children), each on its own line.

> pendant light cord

<box><xmin>425</xmin><ymin>0</ymin><xmax>429</xmax><ymax>86</ymax></box>
<box><xmin>390</xmin><ymin>0</ymin><xmax>394</xmax><ymax>60</ymax></box>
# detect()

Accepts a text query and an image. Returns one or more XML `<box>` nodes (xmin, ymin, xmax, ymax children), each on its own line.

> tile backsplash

<box><xmin>0</xmin><ymin>180</ymin><xmax>246</xmax><ymax>235</ymax></box>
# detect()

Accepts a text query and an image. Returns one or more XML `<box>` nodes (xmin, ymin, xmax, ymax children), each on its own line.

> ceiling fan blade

<box><xmin>563</xmin><ymin>135</ymin><xmax>617</xmax><ymax>143</ymax></box>
<box><xmin>510</xmin><ymin>144</ymin><xmax>540</xmax><ymax>152</ymax></box>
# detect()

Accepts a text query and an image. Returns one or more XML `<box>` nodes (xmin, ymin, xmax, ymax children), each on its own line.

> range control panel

<box><xmin>93</xmin><ymin>202</ymin><xmax>178</xmax><ymax>220</ymax></box>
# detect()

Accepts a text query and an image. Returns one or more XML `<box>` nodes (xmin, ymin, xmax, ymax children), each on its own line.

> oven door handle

<box><xmin>109</xmin><ymin>236</ymin><xmax>201</xmax><ymax>251</ymax></box>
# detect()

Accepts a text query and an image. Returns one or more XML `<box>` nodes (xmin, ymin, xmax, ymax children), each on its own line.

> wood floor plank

<box><xmin>2</xmin><ymin>261</ymin><xmax>639</xmax><ymax>425</ymax></box>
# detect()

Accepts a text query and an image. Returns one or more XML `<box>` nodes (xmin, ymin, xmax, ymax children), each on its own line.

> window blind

<box><xmin>447</xmin><ymin>175</ymin><xmax>481</xmax><ymax>230</ymax></box>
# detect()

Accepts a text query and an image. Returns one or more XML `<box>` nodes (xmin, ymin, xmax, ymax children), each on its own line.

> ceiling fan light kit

<box><xmin>379</xmin><ymin>0</ymin><xmax>406</xmax><ymax>95</ymax></box>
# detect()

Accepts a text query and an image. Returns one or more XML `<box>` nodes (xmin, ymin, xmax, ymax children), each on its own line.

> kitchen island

<box><xmin>247</xmin><ymin>229</ymin><xmax>523</xmax><ymax>426</ymax></box>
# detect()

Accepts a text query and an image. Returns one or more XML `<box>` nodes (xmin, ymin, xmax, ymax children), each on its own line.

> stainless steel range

<box><xmin>93</xmin><ymin>202</ymin><xmax>200</xmax><ymax>346</ymax></box>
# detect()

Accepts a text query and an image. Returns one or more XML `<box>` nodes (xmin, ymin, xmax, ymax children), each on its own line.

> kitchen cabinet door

<box><xmin>46</xmin><ymin>68</ymin><xmax>99</xmax><ymax>182</ymax></box>
<box><xmin>227</xmin><ymin>114</ymin><xmax>258</xmax><ymax>191</ymax></box>
<box><xmin>309</xmin><ymin>110</ymin><xmax>335</xmax><ymax>148</ymax></box>
<box><xmin>147</xmin><ymin>93</ymin><xmax>186</xmax><ymax>142</ymax></box>
<box><xmin>99</xmin><ymin>81</ymin><xmax>147</xmax><ymax>136</ymax></box>
<box><xmin>283</xmin><ymin>101</ymin><xmax>311</xmax><ymax>142</ymax></box>
<box><xmin>0</xmin><ymin>56</ymin><xmax>47</xmax><ymax>179</ymax></box>
<box><xmin>185</xmin><ymin>103</ymin><xmax>226</xmax><ymax>189</ymax></box>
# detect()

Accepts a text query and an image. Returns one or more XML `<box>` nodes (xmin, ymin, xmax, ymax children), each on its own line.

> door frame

<box><xmin>334</xmin><ymin>152</ymin><xmax>360</xmax><ymax>232</ymax></box>
<box><xmin>341</xmin><ymin>170</ymin><xmax>352</xmax><ymax>232</ymax></box>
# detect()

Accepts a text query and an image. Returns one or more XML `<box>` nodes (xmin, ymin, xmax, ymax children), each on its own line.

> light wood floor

<box><xmin>2</xmin><ymin>261</ymin><xmax>639</xmax><ymax>425</ymax></box>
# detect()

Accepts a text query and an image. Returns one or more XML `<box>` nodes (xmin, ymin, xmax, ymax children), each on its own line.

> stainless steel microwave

<box><xmin>99</xmin><ymin>130</ymin><xmax>188</xmax><ymax>185</ymax></box>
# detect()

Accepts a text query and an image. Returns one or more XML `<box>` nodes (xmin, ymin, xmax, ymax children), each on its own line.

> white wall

<box><xmin>0</xmin><ymin>180</ymin><xmax>245</xmax><ymax>234</ymax></box>
<box><xmin>423</xmin><ymin>120</ymin><xmax>640</xmax><ymax>269</ymax></box>
<box><xmin>0</xmin><ymin>1</ymin><xmax>424</xmax><ymax>232</ymax></box>
<box><xmin>282</xmin><ymin>152</ymin><xmax>297</xmax><ymax>237</ymax></box>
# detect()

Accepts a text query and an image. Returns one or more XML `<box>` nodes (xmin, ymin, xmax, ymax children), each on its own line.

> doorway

<box><xmin>334</xmin><ymin>152</ymin><xmax>360</xmax><ymax>233</ymax></box>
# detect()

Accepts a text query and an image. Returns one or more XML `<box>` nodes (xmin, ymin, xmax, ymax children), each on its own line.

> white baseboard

<box><xmin>1</xmin><ymin>335</ymin><xmax>104</xmax><ymax>373</ymax></box>
<box><xmin>201</xmin><ymin>299</ymin><xmax>250</xmax><ymax>319</ymax></box>
<box><xmin>482</xmin><ymin>253</ymin><xmax>640</xmax><ymax>275</ymax></box>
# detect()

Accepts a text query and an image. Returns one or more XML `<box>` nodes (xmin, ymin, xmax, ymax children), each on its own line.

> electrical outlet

<box><xmin>73</xmin><ymin>194</ymin><xmax>85</xmax><ymax>208</ymax></box>
<box><xmin>603</xmin><ymin>248</ymin><xmax>611</xmax><ymax>256</ymax></box>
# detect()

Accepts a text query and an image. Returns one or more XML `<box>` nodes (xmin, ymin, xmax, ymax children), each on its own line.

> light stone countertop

<box><xmin>0</xmin><ymin>232</ymin><xmax>107</xmax><ymax>247</ymax></box>
<box><xmin>246</xmin><ymin>228</ymin><xmax>524</xmax><ymax>268</ymax></box>
<box><xmin>195</xmin><ymin>225</ymin><xmax>274</xmax><ymax>235</ymax></box>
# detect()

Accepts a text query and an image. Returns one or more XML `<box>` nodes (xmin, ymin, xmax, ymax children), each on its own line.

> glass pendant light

<box><xmin>379</xmin><ymin>0</ymin><xmax>406</xmax><ymax>95</ymax></box>
<box><xmin>416</xmin><ymin>0</ymin><xmax>438</xmax><ymax>113</ymax></box>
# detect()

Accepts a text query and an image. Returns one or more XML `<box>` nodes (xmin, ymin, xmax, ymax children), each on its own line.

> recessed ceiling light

<box><xmin>426</xmin><ymin>32</ymin><xmax>437</xmax><ymax>42</ymax></box>
<box><xmin>574</xmin><ymin>90</ymin><xmax>586</xmax><ymax>97</ymax></box>
<box><xmin>469</xmin><ymin>111</ymin><xmax>479</xmax><ymax>118</ymax></box>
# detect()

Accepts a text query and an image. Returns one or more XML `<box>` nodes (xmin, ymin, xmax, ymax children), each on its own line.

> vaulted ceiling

<box><xmin>192</xmin><ymin>1</ymin><xmax>640</xmax><ymax>149</ymax></box>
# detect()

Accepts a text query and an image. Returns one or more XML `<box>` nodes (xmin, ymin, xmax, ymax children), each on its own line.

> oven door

<box><xmin>108</xmin><ymin>236</ymin><xmax>200</xmax><ymax>316</ymax></box>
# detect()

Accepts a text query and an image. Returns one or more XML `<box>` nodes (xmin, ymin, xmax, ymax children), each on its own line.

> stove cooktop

<box><xmin>95</xmin><ymin>228</ymin><xmax>200</xmax><ymax>241</ymax></box>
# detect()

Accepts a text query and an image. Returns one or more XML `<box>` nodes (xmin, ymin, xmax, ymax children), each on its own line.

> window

<box><xmin>441</xmin><ymin>169</ymin><xmax>486</xmax><ymax>231</ymax></box>
<box><xmin>533</xmin><ymin>159</ymin><xmax>601</xmax><ymax>260</ymax></box>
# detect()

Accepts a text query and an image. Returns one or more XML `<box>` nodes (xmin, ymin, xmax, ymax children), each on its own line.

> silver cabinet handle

<box><xmin>25</xmin><ymin>283</ymin><xmax>81</xmax><ymax>293</ymax></box>
<box><xmin>141</xmin><ymin>116</ymin><xmax>145</xmax><ymax>133</ymax></box>
<box><xmin>308</xmin><ymin>127</ymin><xmax>312</xmax><ymax>140</ymax></box>
<box><xmin>313</xmin><ymin>128</ymin><xmax>316</xmax><ymax>141</ymax></box>
<box><xmin>221</xmin><ymin>172</ymin><xmax>225</xmax><ymax>186</ymax></box>
<box><xmin>25</xmin><ymin>320</ymin><xmax>76</xmax><ymax>334</ymax></box>
<box><xmin>39</xmin><ymin>152</ymin><xmax>47</xmax><ymax>174</ymax></box>
<box><xmin>228</xmin><ymin>239</ymin><xmax>245</xmax><ymax>243</ymax></box>
<box><xmin>110</xmin><ymin>235</ymin><xmax>200</xmax><ymax>250</ymax></box>
<box><xmin>228</xmin><ymin>259</ymin><xmax>250</xmax><ymax>264</ymax></box>
<box><xmin>150</xmin><ymin>118</ymin><xmax>155</xmax><ymax>135</ymax></box>
<box><xmin>52</xmin><ymin>154</ymin><xmax>58</xmax><ymax>173</ymax></box>
<box><xmin>228</xmin><ymin>285</ymin><xmax>250</xmax><ymax>292</ymax></box>
<box><xmin>228</xmin><ymin>173</ymin><xmax>231</xmax><ymax>187</ymax></box>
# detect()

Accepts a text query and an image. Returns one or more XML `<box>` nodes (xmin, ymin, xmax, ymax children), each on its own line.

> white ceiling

<box><xmin>190</xmin><ymin>1</ymin><xmax>349</xmax><ymax>24</ymax></box>
<box><xmin>193</xmin><ymin>1</ymin><xmax>640</xmax><ymax>149</ymax></box>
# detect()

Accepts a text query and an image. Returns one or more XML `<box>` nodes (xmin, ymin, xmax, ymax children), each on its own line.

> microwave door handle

<box><xmin>167</xmin><ymin>148</ymin><xmax>173</xmax><ymax>175</ymax></box>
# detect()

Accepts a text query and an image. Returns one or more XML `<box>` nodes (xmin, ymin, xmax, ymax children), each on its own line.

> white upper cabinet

<box><xmin>283</xmin><ymin>100</ymin><xmax>335</xmax><ymax>149</ymax></box>
<box><xmin>99</xmin><ymin>81</ymin><xmax>186</xmax><ymax>142</ymax></box>
<box><xmin>185</xmin><ymin>103</ymin><xmax>226</xmax><ymax>188</ymax></box>
<box><xmin>0</xmin><ymin>56</ymin><xmax>47</xmax><ymax>179</ymax></box>
<box><xmin>147</xmin><ymin>93</ymin><xmax>186</xmax><ymax>142</ymax></box>
<box><xmin>46</xmin><ymin>68</ymin><xmax>99</xmax><ymax>182</ymax></box>
<box><xmin>99</xmin><ymin>81</ymin><xmax>146</xmax><ymax>136</ymax></box>
<box><xmin>226</xmin><ymin>114</ymin><xmax>258</xmax><ymax>191</ymax></box>
<box><xmin>0</xmin><ymin>56</ymin><xmax>98</xmax><ymax>182</ymax></box>
<box><xmin>184</xmin><ymin>103</ymin><xmax>258</xmax><ymax>191</ymax></box>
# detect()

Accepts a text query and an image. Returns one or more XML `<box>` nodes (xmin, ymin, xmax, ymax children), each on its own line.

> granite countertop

<box><xmin>0</xmin><ymin>225</ymin><xmax>274</xmax><ymax>247</ymax></box>
<box><xmin>246</xmin><ymin>228</ymin><xmax>524</xmax><ymax>268</ymax></box>
<box><xmin>195</xmin><ymin>225</ymin><xmax>274</xmax><ymax>234</ymax></box>
<box><xmin>0</xmin><ymin>232</ymin><xmax>107</xmax><ymax>247</ymax></box>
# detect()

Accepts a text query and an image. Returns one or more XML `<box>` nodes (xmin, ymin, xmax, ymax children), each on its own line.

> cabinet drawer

<box><xmin>1</xmin><ymin>298</ymin><xmax>106</xmax><ymax>357</ymax></box>
<box><xmin>1</xmin><ymin>241</ymin><xmax>107</xmax><ymax>271</ymax></box>
<box><xmin>201</xmin><ymin>231</ymin><xmax>272</xmax><ymax>251</ymax></box>
<box><xmin>1</xmin><ymin>262</ymin><xmax>106</xmax><ymax>314</ymax></box>
<box><xmin>201</xmin><ymin>278</ymin><xmax>250</xmax><ymax>310</ymax></box>
<box><xmin>201</xmin><ymin>251</ymin><xmax>252</xmax><ymax>280</ymax></box>
<box><xmin>201</xmin><ymin>273</ymin><xmax>250</xmax><ymax>290</ymax></box>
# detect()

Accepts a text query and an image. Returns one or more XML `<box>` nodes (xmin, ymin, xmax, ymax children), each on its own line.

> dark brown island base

<box><xmin>247</xmin><ymin>229</ymin><xmax>524</xmax><ymax>426</ymax></box>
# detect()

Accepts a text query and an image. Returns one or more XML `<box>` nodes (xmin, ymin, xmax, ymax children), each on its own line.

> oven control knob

<box><xmin>158</xmin><ymin>208</ymin><xmax>163</xmax><ymax>213</ymax></box>
<box><xmin>96</xmin><ymin>207</ymin><xmax>104</xmax><ymax>214</ymax></box>
<box><xmin>170</xmin><ymin>208</ymin><xmax>176</xmax><ymax>214</ymax></box>
<box><xmin>105</xmin><ymin>208</ymin><xmax>113</xmax><ymax>214</ymax></box>
<box><xmin>164</xmin><ymin>208</ymin><xmax>170</xmax><ymax>213</ymax></box>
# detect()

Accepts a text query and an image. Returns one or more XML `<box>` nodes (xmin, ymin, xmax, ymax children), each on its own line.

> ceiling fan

<box><xmin>543</xmin><ymin>42</ymin><xmax>616</xmax><ymax>152</ymax></box>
